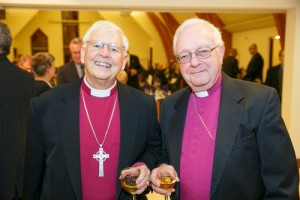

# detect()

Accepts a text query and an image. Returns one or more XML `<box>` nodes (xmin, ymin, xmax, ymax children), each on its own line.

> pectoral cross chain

<box><xmin>93</xmin><ymin>146</ymin><xmax>109</xmax><ymax>177</ymax></box>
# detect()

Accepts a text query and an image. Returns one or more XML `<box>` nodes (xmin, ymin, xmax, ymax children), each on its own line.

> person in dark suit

<box><xmin>0</xmin><ymin>21</ymin><xmax>35</xmax><ymax>200</ymax></box>
<box><xmin>150</xmin><ymin>18</ymin><xmax>299</xmax><ymax>200</ymax></box>
<box><xmin>56</xmin><ymin>38</ymin><xmax>84</xmax><ymax>85</ymax></box>
<box><xmin>23</xmin><ymin>20</ymin><xmax>161</xmax><ymax>200</ymax></box>
<box><xmin>265</xmin><ymin>49</ymin><xmax>284</xmax><ymax>101</ymax></box>
<box><xmin>125</xmin><ymin>52</ymin><xmax>142</xmax><ymax>90</ymax></box>
<box><xmin>222</xmin><ymin>48</ymin><xmax>240</xmax><ymax>78</ymax></box>
<box><xmin>243</xmin><ymin>43</ymin><xmax>264</xmax><ymax>83</ymax></box>
<box><xmin>31</xmin><ymin>52</ymin><xmax>56</xmax><ymax>96</ymax></box>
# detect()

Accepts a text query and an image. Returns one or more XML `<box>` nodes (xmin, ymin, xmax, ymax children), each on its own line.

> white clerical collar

<box><xmin>83</xmin><ymin>77</ymin><xmax>116</xmax><ymax>98</ymax></box>
<box><xmin>194</xmin><ymin>91</ymin><xmax>209</xmax><ymax>98</ymax></box>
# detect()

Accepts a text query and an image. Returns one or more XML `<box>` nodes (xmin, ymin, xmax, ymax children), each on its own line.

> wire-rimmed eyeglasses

<box><xmin>85</xmin><ymin>40</ymin><xmax>125</xmax><ymax>54</ymax></box>
<box><xmin>176</xmin><ymin>46</ymin><xmax>219</xmax><ymax>64</ymax></box>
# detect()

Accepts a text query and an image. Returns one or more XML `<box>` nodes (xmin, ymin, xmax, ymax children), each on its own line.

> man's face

<box><xmin>70</xmin><ymin>43</ymin><xmax>82</xmax><ymax>65</ymax></box>
<box><xmin>22</xmin><ymin>58</ymin><xmax>32</xmax><ymax>73</ymax></box>
<box><xmin>248</xmin><ymin>47</ymin><xmax>256</xmax><ymax>55</ymax></box>
<box><xmin>175</xmin><ymin>24</ymin><xmax>224</xmax><ymax>92</ymax></box>
<box><xmin>81</xmin><ymin>30</ymin><xmax>128</xmax><ymax>88</ymax></box>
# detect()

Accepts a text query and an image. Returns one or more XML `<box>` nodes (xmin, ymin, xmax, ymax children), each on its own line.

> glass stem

<box><xmin>165</xmin><ymin>195</ymin><xmax>169</xmax><ymax>200</ymax></box>
<box><xmin>132</xmin><ymin>194</ymin><xmax>137</xmax><ymax>200</ymax></box>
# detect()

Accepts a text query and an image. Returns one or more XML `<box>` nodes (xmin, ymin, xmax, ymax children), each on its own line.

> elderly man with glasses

<box><xmin>150</xmin><ymin>18</ymin><xmax>299</xmax><ymax>200</ymax></box>
<box><xmin>23</xmin><ymin>20</ymin><xmax>161</xmax><ymax>200</ymax></box>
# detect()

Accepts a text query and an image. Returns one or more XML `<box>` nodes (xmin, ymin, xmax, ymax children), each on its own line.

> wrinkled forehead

<box><xmin>176</xmin><ymin>24</ymin><xmax>215</xmax><ymax>51</ymax></box>
<box><xmin>88</xmin><ymin>29</ymin><xmax>123</xmax><ymax>44</ymax></box>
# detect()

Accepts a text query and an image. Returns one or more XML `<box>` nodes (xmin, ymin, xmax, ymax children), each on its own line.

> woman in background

<box><xmin>31</xmin><ymin>52</ymin><xmax>56</xmax><ymax>96</ymax></box>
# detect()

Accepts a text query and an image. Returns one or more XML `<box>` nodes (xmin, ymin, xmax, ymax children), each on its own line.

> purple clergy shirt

<box><xmin>80</xmin><ymin>82</ymin><xmax>120</xmax><ymax>200</ymax></box>
<box><xmin>180</xmin><ymin>74</ymin><xmax>222</xmax><ymax>200</ymax></box>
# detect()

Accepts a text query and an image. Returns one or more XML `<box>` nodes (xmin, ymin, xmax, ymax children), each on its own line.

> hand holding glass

<box><xmin>157</xmin><ymin>168</ymin><xmax>176</xmax><ymax>200</ymax></box>
<box><xmin>120</xmin><ymin>167</ymin><xmax>140</xmax><ymax>200</ymax></box>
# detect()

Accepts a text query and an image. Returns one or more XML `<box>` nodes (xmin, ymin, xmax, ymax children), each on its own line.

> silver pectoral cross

<box><xmin>93</xmin><ymin>146</ymin><xmax>109</xmax><ymax>177</ymax></box>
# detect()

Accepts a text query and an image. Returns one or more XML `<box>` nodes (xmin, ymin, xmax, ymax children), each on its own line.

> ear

<box><xmin>122</xmin><ymin>53</ymin><xmax>129</xmax><ymax>70</ymax></box>
<box><xmin>80</xmin><ymin>46</ymin><xmax>85</xmax><ymax>64</ymax></box>
<box><xmin>219</xmin><ymin>45</ymin><xmax>225</xmax><ymax>63</ymax></box>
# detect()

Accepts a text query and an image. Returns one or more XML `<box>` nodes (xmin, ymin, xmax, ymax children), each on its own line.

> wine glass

<box><xmin>120</xmin><ymin>167</ymin><xmax>140</xmax><ymax>200</ymax></box>
<box><xmin>157</xmin><ymin>168</ymin><xmax>176</xmax><ymax>200</ymax></box>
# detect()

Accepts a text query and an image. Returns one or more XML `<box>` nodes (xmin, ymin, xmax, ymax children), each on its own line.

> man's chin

<box><xmin>190</xmin><ymin>76</ymin><xmax>209</xmax><ymax>86</ymax></box>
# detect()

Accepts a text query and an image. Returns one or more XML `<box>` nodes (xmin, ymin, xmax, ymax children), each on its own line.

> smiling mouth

<box><xmin>95</xmin><ymin>61</ymin><xmax>112</xmax><ymax>68</ymax></box>
<box><xmin>191</xmin><ymin>70</ymin><xmax>204</xmax><ymax>75</ymax></box>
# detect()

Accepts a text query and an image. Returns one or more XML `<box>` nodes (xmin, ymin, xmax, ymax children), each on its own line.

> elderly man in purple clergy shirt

<box><xmin>150</xmin><ymin>18</ymin><xmax>299</xmax><ymax>200</ymax></box>
<box><xmin>23</xmin><ymin>20</ymin><xmax>161</xmax><ymax>200</ymax></box>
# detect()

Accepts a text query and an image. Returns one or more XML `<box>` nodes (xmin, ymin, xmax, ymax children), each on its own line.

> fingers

<box><xmin>135</xmin><ymin>165</ymin><xmax>151</xmax><ymax>194</ymax></box>
<box><xmin>150</xmin><ymin>164</ymin><xmax>179</xmax><ymax>195</ymax></box>
<box><xmin>121</xmin><ymin>164</ymin><xmax>179</xmax><ymax>195</ymax></box>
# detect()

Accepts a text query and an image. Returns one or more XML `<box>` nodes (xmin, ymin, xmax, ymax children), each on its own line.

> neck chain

<box><xmin>81</xmin><ymin>89</ymin><xmax>117</xmax><ymax>148</ymax></box>
<box><xmin>81</xmin><ymin>89</ymin><xmax>118</xmax><ymax>177</ymax></box>
<box><xmin>192</xmin><ymin>94</ymin><xmax>215</xmax><ymax>141</ymax></box>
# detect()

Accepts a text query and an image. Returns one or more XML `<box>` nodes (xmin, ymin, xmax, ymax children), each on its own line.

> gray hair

<box><xmin>0</xmin><ymin>21</ymin><xmax>12</xmax><ymax>54</ymax></box>
<box><xmin>31</xmin><ymin>52</ymin><xmax>54</xmax><ymax>76</ymax></box>
<box><xmin>82</xmin><ymin>20</ymin><xmax>129</xmax><ymax>52</ymax></box>
<box><xmin>173</xmin><ymin>18</ymin><xmax>224</xmax><ymax>55</ymax></box>
<box><xmin>69</xmin><ymin>37</ymin><xmax>82</xmax><ymax>48</ymax></box>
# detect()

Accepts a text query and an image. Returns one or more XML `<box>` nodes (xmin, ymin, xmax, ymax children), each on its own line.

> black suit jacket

<box><xmin>222</xmin><ymin>55</ymin><xmax>239</xmax><ymax>78</ymax></box>
<box><xmin>159</xmin><ymin>73</ymin><xmax>299</xmax><ymax>200</ymax></box>
<box><xmin>127</xmin><ymin>54</ymin><xmax>142</xmax><ymax>90</ymax></box>
<box><xmin>0</xmin><ymin>53</ymin><xmax>35</xmax><ymax>200</ymax></box>
<box><xmin>23</xmin><ymin>80</ymin><xmax>161</xmax><ymax>200</ymax></box>
<box><xmin>35</xmin><ymin>80</ymin><xmax>52</xmax><ymax>96</ymax></box>
<box><xmin>57</xmin><ymin>62</ymin><xmax>80</xmax><ymax>85</ymax></box>
<box><xmin>243</xmin><ymin>52</ymin><xmax>264</xmax><ymax>81</ymax></box>
<box><xmin>265</xmin><ymin>64</ymin><xmax>282</xmax><ymax>100</ymax></box>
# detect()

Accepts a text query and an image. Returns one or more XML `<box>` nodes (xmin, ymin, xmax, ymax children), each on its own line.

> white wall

<box><xmin>282</xmin><ymin>8</ymin><xmax>300</xmax><ymax>157</ymax></box>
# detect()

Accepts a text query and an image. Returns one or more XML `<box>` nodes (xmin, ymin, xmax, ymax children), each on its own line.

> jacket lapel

<box><xmin>58</xmin><ymin>81</ymin><xmax>82</xmax><ymax>200</ymax></box>
<box><xmin>169</xmin><ymin>88</ymin><xmax>191</xmax><ymax>171</ymax></box>
<box><xmin>167</xmin><ymin>88</ymin><xmax>190</xmax><ymax>200</ymax></box>
<box><xmin>116</xmin><ymin>83</ymin><xmax>138</xmax><ymax>198</ymax></box>
<box><xmin>210</xmin><ymin>74</ymin><xmax>244</xmax><ymax>198</ymax></box>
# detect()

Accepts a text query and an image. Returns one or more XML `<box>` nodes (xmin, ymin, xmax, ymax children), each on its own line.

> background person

<box><xmin>23</xmin><ymin>20</ymin><xmax>161</xmax><ymax>200</ymax></box>
<box><xmin>243</xmin><ymin>43</ymin><xmax>264</xmax><ymax>83</ymax></box>
<box><xmin>31</xmin><ymin>52</ymin><xmax>56</xmax><ymax>96</ymax></box>
<box><xmin>56</xmin><ymin>37</ymin><xmax>84</xmax><ymax>85</ymax></box>
<box><xmin>265</xmin><ymin>49</ymin><xmax>284</xmax><ymax>101</ymax></box>
<box><xmin>222</xmin><ymin>48</ymin><xmax>240</xmax><ymax>79</ymax></box>
<box><xmin>18</xmin><ymin>54</ymin><xmax>33</xmax><ymax>73</ymax></box>
<box><xmin>0</xmin><ymin>21</ymin><xmax>35</xmax><ymax>200</ymax></box>
<box><xmin>125</xmin><ymin>52</ymin><xmax>142</xmax><ymax>90</ymax></box>
<box><xmin>150</xmin><ymin>18</ymin><xmax>299</xmax><ymax>200</ymax></box>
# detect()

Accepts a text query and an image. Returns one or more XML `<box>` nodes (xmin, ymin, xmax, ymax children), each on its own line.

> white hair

<box><xmin>173</xmin><ymin>18</ymin><xmax>224</xmax><ymax>55</ymax></box>
<box><xmin>82</xmin><ymin>20</ymin><xmax>129</xmax><ymax>52</ymax></box>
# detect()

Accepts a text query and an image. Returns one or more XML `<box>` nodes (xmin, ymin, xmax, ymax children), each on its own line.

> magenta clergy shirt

<box><xmin>180</xmin><ymin>74</ymin><xmax>222</xmax><ymax>200</ymax></box>
<box><xmin>80</xmin><ymin>82</ymin><xmax>120</xmax><ymax>200</ymax></box>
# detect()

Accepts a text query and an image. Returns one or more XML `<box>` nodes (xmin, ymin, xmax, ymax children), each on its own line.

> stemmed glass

<box><xmin>157</xmin><ymin>168</ymin><xmax>176</xmax><ymax>200</ymax></box>
<box><xmin>120</xmin><ymin>167</ymin><xmax>140</xmax><ymax>200</ymax></box>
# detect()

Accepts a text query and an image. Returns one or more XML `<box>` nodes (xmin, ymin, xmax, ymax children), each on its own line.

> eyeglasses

<box><xmin>85</xmin><ymin>40</ymin><xmax>125</xmax><ymax>54</ymax></box>
<box><xmin>176</xmin><ymin>46</ymin><xmax>219</xmax><ymax>64</ymax></box>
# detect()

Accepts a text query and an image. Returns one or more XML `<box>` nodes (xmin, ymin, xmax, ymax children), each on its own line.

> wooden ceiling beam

<box><xmin>147</xmin><ymin>12</ymin><xmax>174</xmax><ymax>65</ymax></box>
<box><xmin>273</xmin><ymin>13</ymin><xmax>285</xmax><ymax>49</ymax></box>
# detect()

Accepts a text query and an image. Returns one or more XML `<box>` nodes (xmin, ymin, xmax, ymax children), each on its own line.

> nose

<box><xmin>189</xmin><ymin>52</ymin><xmax>199</xmax><ymax>67</ymax></box>
<box><xmin>99</xmin><ymin>45</ymin><xmax>110</xmax><ymax>57</ymax></box>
